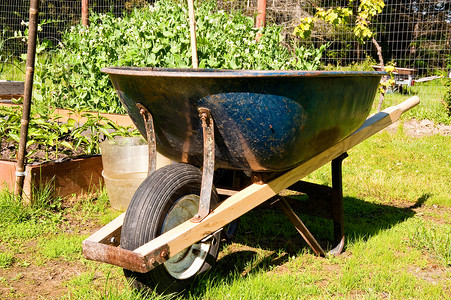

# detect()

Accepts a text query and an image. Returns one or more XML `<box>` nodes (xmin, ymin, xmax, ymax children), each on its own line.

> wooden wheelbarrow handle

<box><xmin>396</xmin><ymin>96</ymin><xmax>420</xmax><ymax>114</ymax></box>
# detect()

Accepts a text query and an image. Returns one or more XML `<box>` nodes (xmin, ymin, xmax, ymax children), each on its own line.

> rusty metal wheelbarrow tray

<box><xmin>102</xmin><ymin>67</ymin><xmax>385</xmax><ymax>172</ymax></box>
<box><xmin>83</xmin><ymin>95</ymin><xmax>419</xmax><ymax>273</ymax></box>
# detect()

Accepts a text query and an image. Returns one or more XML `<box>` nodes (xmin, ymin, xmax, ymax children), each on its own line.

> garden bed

<box><xmin>0</xmin><ymin>155</ymin><xmax>103</xmax><ymax>200</ymax></box>
<box><xmin>0</xmin><ymin>103</ymin><xmax>136</xmax><ymax>199</ymax></box>
<box><xmin>0</xmin><ymin>80</ymin><xmax>24</xmax><ymax>101</ymax></box>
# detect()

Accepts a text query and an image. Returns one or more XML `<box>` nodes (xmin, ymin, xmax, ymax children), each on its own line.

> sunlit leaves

<box><xmin>294</xmin><ymin>0</ymin><xmax>385</xmax><ymax>43</ymax></box>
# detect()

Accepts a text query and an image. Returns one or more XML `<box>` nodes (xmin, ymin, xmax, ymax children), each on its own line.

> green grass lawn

<box><xmin>1</xmin><ymin>94</ymin><xmax>450</xmax><ymax>299</ymax></box>
<box><xmin>381</xmin><ymin>78</ymin><xmax>450</xmax><ymax>125</ymax></box>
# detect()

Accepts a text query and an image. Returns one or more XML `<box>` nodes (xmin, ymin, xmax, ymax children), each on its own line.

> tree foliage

<box><xmin>293</xmin><ymin>0</ymin><xmax>385</xmax><ymax>44</ymax></box>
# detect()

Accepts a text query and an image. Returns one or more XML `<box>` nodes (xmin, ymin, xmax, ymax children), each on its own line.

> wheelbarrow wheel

<box><xmin>120</xmin><ymin>163</ymin><xmax>221</xmax><ymax>295</ymax></box>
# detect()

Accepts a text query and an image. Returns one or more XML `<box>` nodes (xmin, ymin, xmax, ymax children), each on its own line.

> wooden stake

<box><xmin>187</xmin><ymin>0</ymin><xmax>198</xmax><ymax>68</ymax></box>
<box><xmin>256</xmin><ymin>0</ymin><xmax>266</xmax><ymax>28</ymax></box>
<box><xmin>82</xmin><ymin>0</ymin><xmax>89</xmax><ymax>27</ymax></box>
<box><xmin>15</xmin><ymin>0</ymin><xmax>40</xmax><ymax>199</ymax></box>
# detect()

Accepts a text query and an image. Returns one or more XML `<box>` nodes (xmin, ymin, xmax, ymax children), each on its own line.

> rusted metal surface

<box><xmin>256</xmin><ymin>0</ymin><xmax>266</xmax><ymax>28</ymax></box>
<box><xmin>103</xmin><ymin>67</ymin><xmax>384</xmax><ymax>172</ymax></box>
<box><xmin>191</xmin><ymin>108</ymin><xmax>215</xmax><ymax>222</ymax></box>
<box><xmin>83</xmin><ymin>240</ymin><xmax>169</xmax><ymax>273</ymax></box>
<box><xmin>137</xmin><ymin>103</ymin><xmax>156</xmax><ymax>174</ymax></box>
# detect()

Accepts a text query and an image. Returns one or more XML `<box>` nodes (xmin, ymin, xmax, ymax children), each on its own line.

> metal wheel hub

<box><xmin>162</xmin><ymin>194</ymin><xmax>212</xmax><ymax>279</ymax></box>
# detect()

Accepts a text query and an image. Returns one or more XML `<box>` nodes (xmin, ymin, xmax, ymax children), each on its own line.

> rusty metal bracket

<box><xmin>142</xmin><ymin>244</ymin><xmax>170</xmax><ymax>267</ymax></box>
<box><xmin>83</xmin><ymin>240</ymin><xmax>169</xmax><ymax>273</ymax></box>
<box><xmin>191</xmin><ymin>107</ymin><xmax>215</xmax><ymax>223</ymax></box>
<box><xmin>137</xmin><ymin>103</ymin><xmax>156</xmax><ymax>174</ymax></box>
<box><xmin>82</xmin><ymin>213</ymin><xmax>170</xmax><ymax>273</ymax></box>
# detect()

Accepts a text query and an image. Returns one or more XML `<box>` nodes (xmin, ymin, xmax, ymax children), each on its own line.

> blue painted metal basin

<box><xmin>102</xmin><ymin>67</ymin><xmax>384</xmax><ymax>172</ymax></box>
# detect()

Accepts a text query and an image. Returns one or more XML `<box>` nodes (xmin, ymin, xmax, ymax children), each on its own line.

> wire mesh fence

<box><xmin>1</xmin><ymin>0</ymin><xmax>450</xmax><ymax>96</ymax></box>
<box><xmin>1</xmin><ymin>0</ymin><xmax>150</xmax><ymax>80</ymax></box>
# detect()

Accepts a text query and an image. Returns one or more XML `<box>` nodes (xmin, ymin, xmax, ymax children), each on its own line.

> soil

<box><xmin>1</xmin><ymin>137</ymin><xmax>87</xmax><ymax>164</ymax></box>
<box><xmin>386</xmin><ymin>119</ymin><xmax>451</xmax><ymax>137</ymax></box>
<box><xmin>0</xmin><ymin>209</ymin><xmax>109</xmax><ymax>300</ymax></box>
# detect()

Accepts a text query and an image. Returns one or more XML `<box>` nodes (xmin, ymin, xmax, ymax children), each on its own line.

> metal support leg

<box><xmin>191</xmin><ymin>107</ymin><xmax>215</xmax><ymax>223</ymax></box>
<box><xmin>329</xmin><ymin>152</ymin><xmax>348</xmax><ymax>255</ymax></box>
<box><xmin>137</xmin><ymin>103</ymin><xmax>157</xmax><ymax>174</ymax></box>
<box><xmin>276</xmin><ymin>198</ymin><xmax>326</xmax><ymax>257</ymax></box>
<box><xmin>280</xmin><ymin>152</ymin><xmax>348</xmax><ymax>256</ymax></box>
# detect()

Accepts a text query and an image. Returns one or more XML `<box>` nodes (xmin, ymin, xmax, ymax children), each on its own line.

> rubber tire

<box><xmin>120</xmin><ymin>163</ymin><xmax>221</xmax><ymax>295</ymax></box>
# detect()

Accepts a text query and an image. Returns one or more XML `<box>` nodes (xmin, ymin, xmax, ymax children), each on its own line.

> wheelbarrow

<box><xmin>82</xmin><ymin>68</ymin><xmax>419</xmax><ymax>294</ymax></box>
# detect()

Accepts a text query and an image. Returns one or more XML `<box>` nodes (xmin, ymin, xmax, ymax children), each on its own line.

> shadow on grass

<box><xmin>188</xmin><ymin>193</ymin><xmax>430</xmax><ymax>296</ymax></box>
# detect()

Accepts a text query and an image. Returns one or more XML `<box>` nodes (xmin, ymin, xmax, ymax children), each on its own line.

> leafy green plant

<box><xmin>0</xmin><ymin>28</ymin><xmax>24</xmax><ymax>79</ymax></box>
<box><xmin>293</xmin><ymin>0</ymin><xmax>389</xmax><ymax>111</ymax></box>
<box><xmin>0</xmin><ymin>252</ymin><xmax>14</xmax><ymax>268</ymax></box>
<box><xmin>0</xmin><ymin>105</ymin><xmax>138</xmax><ymax>161</ymax></box>
<box><xmin>32</xmin><ymin>0</ymin><xmax>326</xmax><ymax>114</ymax></box>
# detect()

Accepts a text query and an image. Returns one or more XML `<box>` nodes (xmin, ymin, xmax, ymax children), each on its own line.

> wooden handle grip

<box><xmin>396</xmin><ymin>96</ymin><xmax>420</xmax><ymax>114</ymax></box>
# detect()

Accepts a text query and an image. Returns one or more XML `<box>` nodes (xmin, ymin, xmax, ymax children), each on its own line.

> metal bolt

<box><xmin>149</xmin><ymin>258</ymin><xmax>156</xmax><ymax>264</ymax></box>
<box><xmin>160</xmin><ymin>250</ymin><xmax>167</xmax><ymax>258</ymax></box>
<box><xmin>110</xmin><ymin>237</ymin><xmax>116</xmax><ymax>244</ymax></box>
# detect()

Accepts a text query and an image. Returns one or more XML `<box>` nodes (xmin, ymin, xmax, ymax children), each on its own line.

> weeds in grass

<box><xmin>66</xmin><ymin>186</ymin><xmax>121</xmax><ymax>226</ymax></box>
<box><xmin>381</xmin><ymin>79</ymin><xmax>450</xmax><ymax>125</ymax></box>
<box><xmin>0</xmin><ymin>252</ymin><xmax>14</xmax><ymax>268</ymax></box>
<box><xmin>0</xmin><ymin>189</ymin><xmax>32</xmax><ymax>224</ymax></box>
<box><xmin>39</xmin><ymin>234</ymin><xmax>85</xmax><ymax>260</ymax></box>
<box><xmin>0</xmin><ymin>185</ymin><xmax>64</xmax><ymax>259</ymax></box>
<box><xmin>64</xmin><ymin>270</ymin><xmax>174</xmax><ymax>300</ymax></box>
<box><xmin>408</xmin><ymin>219</ymin><xmax>451</xmax><ymax>266</ymax></box>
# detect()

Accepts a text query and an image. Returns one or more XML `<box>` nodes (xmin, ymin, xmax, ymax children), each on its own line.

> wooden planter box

<box><xmin>0</xmin><ymin>156</ymin><xmax>104</xmax><ymax>200</ymax></box>
<box><xmin>0</xmin><ymin>80</ymin><xmax>24</xmax><ymax>101</ymax></box>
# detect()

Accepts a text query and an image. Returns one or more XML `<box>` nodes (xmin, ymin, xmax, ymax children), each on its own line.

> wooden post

<box><xmin>82</xmin><ymin>0</ymin><xmax>89</xmax><ymax>27</ymax></box>
<box><xmin>15</xmin><ymin>0</ymin><xmax>40</xmax><ymax>199</ymax></box>
<box><xmin>256</xmin><ymin>0</ymin><xmax>266</xmax><ymax>28</ymax></box>
<box><xmin>187</xmin><ymin>0</ymin><xmax>198</xmax><ymax>68</ymax></box>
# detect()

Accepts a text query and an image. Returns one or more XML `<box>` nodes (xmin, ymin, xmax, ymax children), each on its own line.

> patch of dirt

<box><xmin>0</xmin><ymin>199</ymin><xmax>110</xmax><ymax>300</ymax></box>
<box><xmin>386</xmin><ymin>119</ymin><xmax>451</xmax><ymax>137</ymax></box>
<box><xmin>1</xmin><ymin>137</ymin><xmax>86</xmax><ymax>164</ymax></box>
<box><xmin>0</xmin><ymin>261</ymin><xmax>86</xmax><ymax>299</ymax></box>
<box><xmin>408</xmin><ymin>264</ymin><xmax>449</xmax><ymax>286</ymax></box>
<box><xmin>413</xmin><ymin>205</ymin><xmax>451</xmax><ymax>226</ymax></box>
